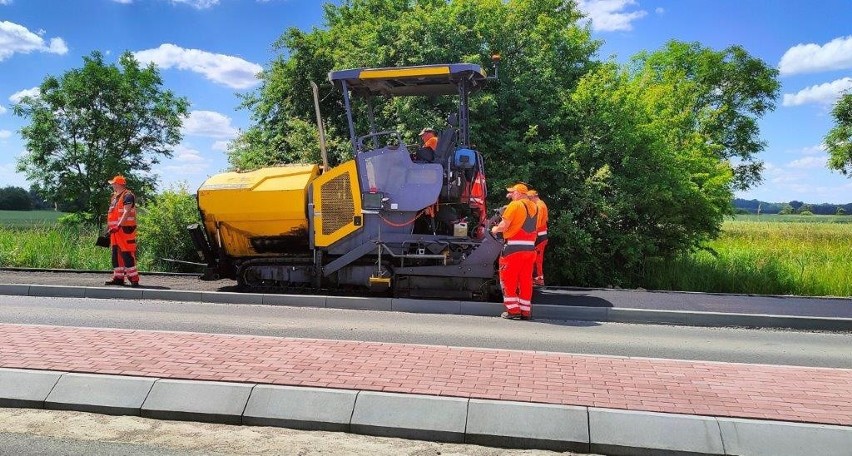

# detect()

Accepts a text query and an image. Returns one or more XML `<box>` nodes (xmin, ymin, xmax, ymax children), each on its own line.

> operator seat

<box><xmin>432</xmin><ymin>113</ymin><xmax>459</xmax><ymax>168</ymax></box>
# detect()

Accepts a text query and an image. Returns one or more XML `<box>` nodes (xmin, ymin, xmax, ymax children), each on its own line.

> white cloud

<box><xmin>786</xmin><ymin>155</ymin><xmax>827</xmax><ymax>170</ymax></box>
<box><xmin>800</xmin><ymin>144</ymin><xmax>826</xmax><ymax>156</ymax></box>
<box><xmin>0</xmin><ymin>104</ymin><xmax>6</xmax><ymax>115</ymax></box>
<box><xmin>182</xmin><ymin>110</ymin><xmax>239</xmax><ymax>138</ymax></box>
<box><xmin>171</xmin><ymin>0</ymin><xmax>219</xmax><ymax>8</ymax></box>
<box><xmin>577</xmin><ymin>0</ymin><xmax>648</xmax><ymax>32</ymax></box>
<box><xmin>779</xmin><ymin>35</ymin><xmax>852</xmax><ymax>76</ymax></box>
<box><xmin>782</xmin><ymin>77</ymin><xmax>852</xmax><ymax>106</ymax></box>
<box><xmin>111</xmin><ymin>0</ymin><xmax>133</xmax><ymax>4</ymax></box>
<box><xmin>0</xmin><ymin>21</ymin><xmax>68</xmax><ymax>61</ymax></box>
<box><xmin>172</xmin><ymin>144</ymin><xmax>205</xmax><ymax>162</ymax></box>
<box><xmin>0</xmin><ymin>0</ymin><xmax>12</xmax><ymax>5</ymax></box>
<box><xmin>9</xmin><ymin>87</ymin><xmax>40</xmax><ymax>104</ymax></box>
<box><xmin>0</xmin><ymin>129</ymin><xmax>11</xmax><ymax>139</ymax></box>
<box><xmin>211</xmin><ymin>140</ymin><xmax>230</xmax><ymax>152</ymax></box>
<box><xmin>133</xmin><ymin>43</ymin><xmax>261</xmax><ymax>89</ymax></box>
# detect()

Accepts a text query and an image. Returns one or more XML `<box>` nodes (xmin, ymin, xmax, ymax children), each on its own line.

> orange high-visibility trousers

<box><xmin>499</xmin><ymin>250</ymin><xmax>536</xmax><ymax>317</ymax></box>
<box><xmin>110</xmin><ymin>230</ymin><xmax>139</xmax><ymax>284</ymax></box>
<box><xmin>534</xmin><ymin>239</ymin><xmax>548</xmax><ymax>284</ymax></box>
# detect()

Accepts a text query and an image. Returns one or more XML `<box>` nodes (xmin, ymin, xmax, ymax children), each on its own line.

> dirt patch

<box><xmin>0</xmin><ymin>408</ymin><xmax>589</xmax><ymax>455</ymax></box>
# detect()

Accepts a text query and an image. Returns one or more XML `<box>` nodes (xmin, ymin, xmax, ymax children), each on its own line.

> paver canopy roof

<box><xmin>329</xmin><ymin>63</ymin><xmax>487</xmax><ymax>97</ymax></box>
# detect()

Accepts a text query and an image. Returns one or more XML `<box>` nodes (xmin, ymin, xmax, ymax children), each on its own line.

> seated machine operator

<box><xmin>416</xmin><ymin>127</ymin><xmax>438</xmax><ymax>162</ymax></box>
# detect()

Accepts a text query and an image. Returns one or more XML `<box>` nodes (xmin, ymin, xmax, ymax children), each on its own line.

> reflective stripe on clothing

<box><xmin>108</xmin><ymin>190</ymin><xmax>137</xmax><ymax>228</ymax></box>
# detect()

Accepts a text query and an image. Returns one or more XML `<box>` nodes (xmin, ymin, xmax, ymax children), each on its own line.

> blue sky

<box><xmin>1</xmin><ymin>0</ymin><xmax>850</xmax><ymax>204</ymax></box>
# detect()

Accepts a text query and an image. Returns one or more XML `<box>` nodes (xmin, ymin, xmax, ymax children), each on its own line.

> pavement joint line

<box><xmin>1</xmin><ymin>284</ymin><xmax>849</xmax><ymax>331</ymax></box>
<box><xmin>1</xmin><ymin>369</ymin><xmax>849</xmax><ymax>454</ymax></box>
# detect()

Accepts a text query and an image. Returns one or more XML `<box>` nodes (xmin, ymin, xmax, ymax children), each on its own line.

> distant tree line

<box><xmin>0</xmin><ymin>186</ymin><xmax>51</xmax><ymax>211</ymax></box>
<box><xmin>734</xmin><ymin>198</ymin><xmax>850</xmax><ymax>215</ymax></box>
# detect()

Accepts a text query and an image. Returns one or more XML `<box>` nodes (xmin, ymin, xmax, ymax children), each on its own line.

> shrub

<box><xmin>136</xmin><ymin>184</ymin><xmax>201</xmax><ymax>272</ymax></box>
<box><xmin>57</xmin><ymin>212</ymin><xmax>96</xmax><ymax>228</ymax></box>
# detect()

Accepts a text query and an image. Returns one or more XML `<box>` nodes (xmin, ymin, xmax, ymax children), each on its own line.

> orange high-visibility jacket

<box><xmin>502</xmin><ymin>199</ymin><xmax>538</xmax><ymax>255</ymax></box>
<box><xmin>108</xmin><ymin>190</ymin><xmax>137</xmax><ymax>229</ymax></box>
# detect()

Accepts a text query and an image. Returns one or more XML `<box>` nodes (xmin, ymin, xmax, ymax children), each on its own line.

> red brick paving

<box><xmin>0</xmin><ymin>323</ymin><xmax>850</xmax><ymax>426</ymax></box>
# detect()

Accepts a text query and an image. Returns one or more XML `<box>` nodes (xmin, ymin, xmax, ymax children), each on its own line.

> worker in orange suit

<box><xmin>491</xmin><ymin>183</ymin><xmax>538</xmax><ymax>320</ymax></box>
<box><xmin>527</xmin><ymin>190</ymin><xmax>549</xmax><ymax>286</ymax></box>
<box><xmin>104</xmin><ymin>175</ymin><xmax>140</xmax><ymax>287</ymax></box>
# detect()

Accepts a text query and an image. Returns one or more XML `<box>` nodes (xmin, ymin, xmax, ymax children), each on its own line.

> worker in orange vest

<box><xmin>416</xmin><ymin>127</ymin><xmax>438</xmax><ymax>162</ymax></box>
<box><xmin>527</xmin><ymin>190</ymin><xmax>549</xmax><ymax>286</ymax></box>
<box><xmin>491</xmin><ymin>183</ymin><xmax>538</xmax><ymax>320</ymax></box>
<box><xmin>104</xmin><ymin>175</ymin><xmax>140</xmax><ymax>287</ymax></box>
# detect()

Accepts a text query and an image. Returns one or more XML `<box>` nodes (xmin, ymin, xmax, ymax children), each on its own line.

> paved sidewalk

<box><xmin>1</xmin><ymin>323</ymin><xmax>850</xmax><ymax>426</ymax></box>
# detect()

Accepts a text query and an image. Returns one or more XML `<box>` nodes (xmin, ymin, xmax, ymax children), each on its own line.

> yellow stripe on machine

<box><xmin>359</xmin><ymin>66</ymin><xmax>450</xmax><ymax>79</ymax></box>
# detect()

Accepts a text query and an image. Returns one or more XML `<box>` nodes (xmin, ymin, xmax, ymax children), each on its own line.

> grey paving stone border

<box><xmin>351</xmin><ymin>391</ymin><xmax>468</xmax><ymax>443</ymax></box>
<box><xmin>0</xmin><ymin>368</ymin><xmax>849</xmax><ymax>454</ymax></box>
<box><xmin>141</xmin><ymin>379</ymin><xmax>253</xmax><ymax>425</ymax></box>
<box><xmin>0</xmin><ymin>284</ymin><xmax>849</xmax><ymax>330</ymax></box>
<box><xmin>0</xmin><ymin>368</ymin><xmax>64</xmax><ymax>408</ymax></box>
<box><xmin>243</xmin><ymin>384</ymin><xmax>357</xmax><ymax>432</ymax></box>
<box><xmin>589</xmin><ymin>407</ymin><xmax>726</xmax><ymax>455</ymax></box>
<box><xmin>45</xmin><ymin>373</ymin><xmax>155</xmax><ymax>416</ymax></box>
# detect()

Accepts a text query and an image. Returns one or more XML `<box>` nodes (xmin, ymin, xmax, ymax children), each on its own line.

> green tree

<box><xmin>797</xmin><ymin>203</ymin><xmax>813</xmax><ymax>214</ymax></box>
<box><xmin>0</xmin><ymin>186</ymin><xmax>32</xmax><ymax>210</ymax></box>
<box><xmin>778</xmin><ymin>203</ymin><xmax>794</xmax><ymax>215</ymax></box>
<box><xmin>825</xmin><ymin>92</ymin><xmax>852</xmax><ymax>175</ymax></box>
<box><xmin>13</xmin><ymin>51</ymin><xmax>189</xmax><ymax>221</ymax></box>
<box><xmin>630</xmin><ymin>41</ymin><xmax>780</xmax><ymax>190</ymax></box>
<box><xmin>837</xmin><ymin>206</ymin><xmax>846</xmax><ymax>215</ymax></box>
<box><xmin>228</xmin><ymin>0</ymin><xmax>779</xmax><ymax>287</ymax></box>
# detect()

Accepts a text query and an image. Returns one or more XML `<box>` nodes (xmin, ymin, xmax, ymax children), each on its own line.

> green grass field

<box><xmin>1</xmin><ymin>210</ymin><xmax>850</xmax><ymax>297</ymax></box>
<box><xmin>733</xmin><ymin>214</ymin><xmax>852</xmax><ymax>223</ymax></box>
<box><xmin>0</xmin><ymin>210</ymin><xmax>63</xmax><ymax>228</ymax></box>
<box><xmin>642</xmin><ymin>215</ymin><xmax>852</xmax><ymax>297</ymax></box>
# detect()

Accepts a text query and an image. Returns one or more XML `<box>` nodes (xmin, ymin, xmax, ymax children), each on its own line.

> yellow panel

<box><xmin>312</xmin><ymin>160</ymin><xmax>362</xmax><ymax>247</ymax></box>
<box><xmin>360</xmin><ymin>66</ymin><xmax>450</xmax><ymax>79</ymax></box>
<box><xmin>198</xmin><ymin>164</ymin><xmax>319</xmax><ymax>257</ymax></box>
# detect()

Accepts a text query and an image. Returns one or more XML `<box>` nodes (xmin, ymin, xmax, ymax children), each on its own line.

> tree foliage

<box><xmin>230</xmin><ymin>0</ymin><xmax>780</xmax><ymax>287</ymax></box>
<box><xmin>0</xmin><ymin>186</ymin><xmax>32</xmax><ymax>211</ymax></box>
<box><xmin>13</xmin><ymin>51</ymin><xmax>189</xmax><ymax>220</ymax></box>
<box><xmin>630</xmin><ymin>41</ymin><xmax>780</xmax><ymax>190</ymax></box>
<box><xmin>825</xmin><ymin>92</ymin><xmax>852</xmax><ymax>176</ymax></box>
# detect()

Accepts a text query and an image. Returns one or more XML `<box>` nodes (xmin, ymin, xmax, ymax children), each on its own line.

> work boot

<box><xmin>521</xmin><ymin>314</ymin><xmax>532</xmax><ymax>321</ymax></box>
<box><xmin>104</xmin><ymin>278</ymin><xmax>125</xmax><ymax>286</ymax></box>
<box><xmin>500</xmin><ymin>311</ymin><xmax>522</xmax><ymax>320</ymax></box>
<box><xmin>129</xmin><ymin>282</ymin><xmax>140</xmax><ymax>288</ymax></box>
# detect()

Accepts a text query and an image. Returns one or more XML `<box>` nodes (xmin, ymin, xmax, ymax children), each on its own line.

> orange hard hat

<box><xmin>108</xmin><ymin>175</ymin><xmax>127</xmax><ymax>185</ymax></box>
<box><xmin>527</xmin><ymin>190</ymin><xmax>539</xmax><ymax>197</ymax></box>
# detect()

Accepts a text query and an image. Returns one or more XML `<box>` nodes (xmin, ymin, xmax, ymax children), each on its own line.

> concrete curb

<box><xmin>1</xmin><ymin>283</ymin><xmax>850</xmax><ymax>331</ymax></box>
<box><xmin>0</xmin><ymin>368</ymin><xmax>849</xmax><ymax>454</ymax></box>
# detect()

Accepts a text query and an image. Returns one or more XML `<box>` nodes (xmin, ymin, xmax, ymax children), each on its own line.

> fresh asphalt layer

<box><xmin>0</xmin><ymin>281</ymin><xmax>850</xmax><ymax>331</ymax></box>
<box><xmin>0</xmin><ymin>277</ymin><xmax>850</xmax><ymax>454</ymax></box>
